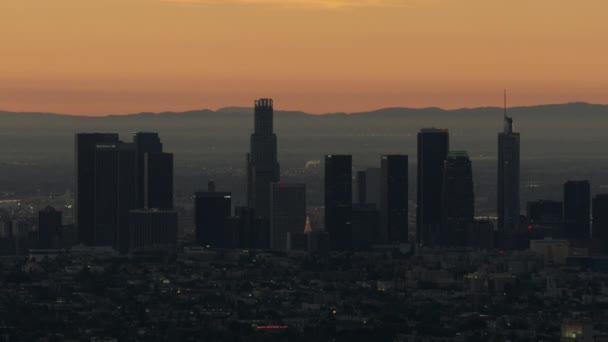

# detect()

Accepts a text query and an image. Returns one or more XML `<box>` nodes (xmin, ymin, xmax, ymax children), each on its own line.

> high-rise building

<box><xmin>75</xmin><ymin>133</ymin><xmax>119</xmax><ymax>245</ymax></box>
<box><xmin>133</xmin><ymin>132</ymin><xmax>163</xmax><ymax>208</ymax></box>
<box><xmin>38</xmin><ymin>206</ymin><xmax>62</xmax><ymax>249</ymax></box>
<box><xmin>380</xmin><ymin>155</ymin><xmax>408</xmax><ymax>243</ymax></box>
<box><xmin>194</xmin><ymin>187</ymin><xmax>232</xmax><ymax>247</ymax></box>
<box><xmin>270</xmin><ymin>183</ymin><xmax>306</xmax><ymax>251</ymax></box>
<box><xmin>356</xmin><ymin>170</ymin><xmax>367</xmax><ymax>204</ymax></box>
<box><xmin>128</xmin><ymin>209</ymin><xmax>178</xmax><ymax>252</ymax></box>
<box><xmin>365</xmin><ymin>168</ymin><xmax>381</xmax><ymax>207</ymax></box>
<box><xmin>497</xmin><ymin>93</ymin><xmax>520</xmax><ymax>233</ymax></box>
<box><xmin>564</xmin><ymin>180</ymin><xmax>591</xmax><ymax>239</ymax></box>
<box><xmin>417</xmin><ymin>128</ymin><xmax>449</xmax><ymax>247</ymax></box>
<box><xmin>527</xmin><ymin>200</ymin><xmax>563</xmax><ymax>234</ymax></box>
<box><xmin>144</xmin><ymin>152</ymin><xmax>173</xmax><ymax>209</ymax></box>
<box><xmin>441</xmin><ymin>151</ymin><xmax>474</xmax><ymax>246</ymax></box>
<box><xmin>93</xmin><ymin>142</ymin><xmax>137</xmax><ymax>253</ymax></box>
<box><xmin>466</xmin><ymin>219</ymin><xmax>495</xmax><ymax>250</ymax></box>
<box><xmin>247</xmin><ymin>99</ymin><xmax>280</xmax><ymax>219</ymax></box>
<box><xmin>324</xmin><ymin>155</ymin><xmax>352</xmax><ymax>250</ymax></box>
<box><xmin>592</xmin><ymin>194</ymin><xmax>608</xmax><ymax>252</ymax></box>
<box><xmin>351</xmin><ymin>203</ymin><xmax>379</xmax><ymax>250</ymax></box>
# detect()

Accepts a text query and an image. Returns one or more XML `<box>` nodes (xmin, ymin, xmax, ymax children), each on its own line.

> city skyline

<box><xmin>2</xmin><ymin>0</ymin><xmax>608</xmax><ymax>115</ymax></box>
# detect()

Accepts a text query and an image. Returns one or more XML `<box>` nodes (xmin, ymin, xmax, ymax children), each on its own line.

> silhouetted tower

<box><xmin>144</xmin><ymin>152</ymin><xmax>173</xmax><ymax>210</ymax></box>
<box><xmin>592</xmin><ymin>194</ymin><xmax>608</xmax><ymax>252</ymax></box>
<box><xmin>134</xmin><ymin>132</ymin><xmax>163</xmax><ymax>208</ymax></box>
<box><xmin>564</xmin><ymin>180</ymin><xmax>591</xmax><ymax>239</ymax></box>
<box><xmin>441</xmin><ymin>151</ymin><xmax>474</xmax><ymax>246</ymax></box>
<box><xmin>380</xmin><ymin>155</ymin><xmax>408</xmax><ymax>243</ymax></box>
<box><xmin>75</xmin><ymin>133</ymin><xmax>119</xmax><ymax>245</ymax></box>
<box><xmin>497</xmin><ymin>91</ymin><xmax>520</xmax><ymax>233</ymax></box>
<box><xmin>247</xmin><ymin>98</ymin><xmax>280</xmax><ymax>219</ymax></box>
<box><xmin>324</xmin><ymin>155</ymin><xmax>353</xmax><ymax>250</ymax></box>
<box><xmin>357</xmin><ymin>170</ymin><xmax>367</xmax><ymax>204</ymax></box>
<box><xmin>194</xmin><ymin>190</ymin><xmax>232</xmax><ymax>247</ymax></box>
<box><xmin>270</xmin><ymin>183</ymin><xmax>306</xmax><ymax>251</ymax></box>
<box><xmin>417</xmin><ymin>128</ymin><xmax>449</xmax><ymax>247</ymax></box>
<box><xmin>93</xmin><ymin>142</ymin><xmax>137</xmax><ymax>253</ymax></box>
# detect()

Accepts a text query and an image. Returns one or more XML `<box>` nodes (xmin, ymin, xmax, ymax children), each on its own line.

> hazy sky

<box><xmin>1</xmin><ymin>0</ymin><xmax>607</xmax><ymax>115</ymax></box>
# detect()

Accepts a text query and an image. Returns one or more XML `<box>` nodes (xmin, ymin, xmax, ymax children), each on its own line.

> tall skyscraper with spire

<box><xmin>247</xmin><ymin>98</ymin><xmax>280</xmax><ymax>219</ymax></box>
<box><xmin>497</xmin><ymin>91</ymin><xmax>521</xmax><ymax>234</ymax></box>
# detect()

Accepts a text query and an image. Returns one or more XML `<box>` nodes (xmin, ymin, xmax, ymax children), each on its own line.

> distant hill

<box><xmin>1</xmin><ymin>102</ymin><xmax>608</xmax><ymax>169</ymax></box>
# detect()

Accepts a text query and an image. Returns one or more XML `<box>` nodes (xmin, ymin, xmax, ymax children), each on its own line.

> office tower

<box><xmin>356</xmin><ymin>171</ymin><xmax>367</xmax><ymax>204</ymax></box>
<box><xmin>270</xmin><ymin>183</ymin><xmax>306</xmax><ymax>251</ymax></box>
<box><xmin>133</xmin><ymin>132</ymin><xmax>163</xmax><ymax>208</ymax></box>
<box><xmin>144</xmin><ymin>152</ymin><xmax>173</xmax><ymax>209</ymax></box>
<box><xmin>592</xmin><ymin>194</ymin><xmax>608</xmax><ymax>252</ymax></box>
<box><xmin>75</xmin><ymin>133</ymin><xmax>119</xmax><ymax>245</ymax></box>
<box><xmin>527</xmin><ymin>200</ymin><xmax>563</xmax><ymax>233</ymax></box>
<box><xmin>441</xmin><ymin>151</ymin><xmax>474</xmax><ymax>246</ymax></box>
<box><xmin>194</xmin><ymin>185</ymin><xmax>232</xmax><ymax>247</ymax></box>
<box><xmin>93</xmin><ymin>142</ymin><xmax>137</xmax><ymax>253</ymax></box>
<box><xmin>128</xmin><ymin>209</ymin><xmax>177</xmax><ymax>252</ymax></box>
<box><xmin>380</xmin><ymin>155</ymin><xmax>408</xmax><ymax>243</ymax></box>
<box><xmin>38</xmin><ymin>206</ymin><xmax>62</xmax><ymax>249</ymax></box>
<box><xmin>497</xmin><ymin>92</ymin><xmax>520</xmax><ymax>233</ymax></box>
<box><xmin>324</xmin><ymin>155</ymin><xmax>353</xmax><ymax>250</ymax></box>
<box><xmin>247</xmin><ymin>99</ymin><xmax>280</xmax><ymax>219</ymax></box>
<box><xmin>365</xmin><ymin>168</ymin><xmax>381</xmax><ymax>207</ymax></box>
<box><xmin>466</xmin><ymin>220</ymin><xmax>495</xmax><ymax>250</ymax></box>
<box><xmin>417</xmin><ymin>128</ymin><xmax>449</xmax><ymax>247</ymax></box>
<box><xmin>351</xmin><ymin>204</ymin><xmax>379</xmax><ymax>250</ymax></box>
<box><xmin>564</xmin><ymin>180</ymin><xmax>591</xmax><ymax>239</ymax></box>
<box><xmin>222</xmin><ymin>217</ymin><xmax>241</xmax><ymax>249</ymax></box>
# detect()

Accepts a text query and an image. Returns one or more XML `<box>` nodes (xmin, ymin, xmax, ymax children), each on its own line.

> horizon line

<box><xmin>0</xmin><ymin>101</ymin><xmax>604</xmax><ymax>118</ymax></box>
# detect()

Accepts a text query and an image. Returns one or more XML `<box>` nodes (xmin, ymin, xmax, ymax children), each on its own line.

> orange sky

<box><xmin>1</xmin><ymin>0</ymin><xmax>607</xmax><ymax>115</ymax></box>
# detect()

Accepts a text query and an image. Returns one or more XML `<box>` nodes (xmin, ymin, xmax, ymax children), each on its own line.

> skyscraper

<box><xmin>497</xmin><ymin>92</ymin><xmax>520</xmax><ymax>233</ymax></box>
<box><xmin>134</xmin><ymin>132</ymin><xmax>163</xmax><ymax>208</ymax></box>
<box><xmin>441</xmin><ymin>151</ymin><xmax>474</xmax><ymax>247</ymax></box>
<box><xmin>324</xmin><ymin>155</ymin><xmax>352</xmax><ymax>250</ymax></box>
<box><xmin>93</xmin><ymin>142</ymin><xmax>138</xmax><ymax>253</ymax></box>
<box><xmin>144</xmin><ymin>152</ymin><xmax>173</xmax><ymax>210</ymax></box>
<box><xmin>365</xmin><ymin>168</ymin><xmax>381</xmax><ymax>207</ymax></box>
<box><xmin>75</xmin><ymin>133</ymin><xmax>119</xmax><ymax>245</ymax></box>
<box><xmin>527</xmin><ymin>200</ymin><xmax>563</xmax><ymax>234</ymax></box>
<box><xmin>592</xmin><ymin>194</ymin><xmax>608</xmax><ymax>252</ymax></box>
<box><xmin>270</xmin><ymin>183</ymin><xmax>306</xmax><ymax>251</ymax></box>
<box><xmin>380</xmin><ymin>155</ymin><xmax>408</xmax><ymax>243</ymax></box>
<box><xmin>128</xmin><ymin>209</ymin><xmax>178</xmax><ymax>252</ymax></box>
<box><xmin>356</xmin><ymin>170</ymin><xmax>367</xmax><ymax>204</ymax></box>
<box><xmin>247</xmin><ymin>98</ymin><xmax>280</xmax><ymax>219</ymax></box>
<box><xmin>564</xmin><ymin>180</ymin><xmax>591</xmax><ymax>239</ymax></box>
<box><xmin>417</xmin><ymin>128</ymin><xmax>449</xmax><ymax>247</ymax></box>
<box><xmin>194</xmin><ymin>187</ymin><xmax>232</xmax><ymax>247</ymax></box>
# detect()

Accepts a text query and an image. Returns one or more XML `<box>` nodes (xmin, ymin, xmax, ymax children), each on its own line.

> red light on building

<box><xmin>527</xmin><ymin>225</ymin><xmax>533</xmax><ymax>230</ymax></box>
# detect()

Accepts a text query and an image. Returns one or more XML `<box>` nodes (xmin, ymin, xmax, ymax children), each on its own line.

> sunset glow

<box><xmin>1</xmin><ymin>0</ymin><xmax>607</xmax><ymax>115</ymax></box>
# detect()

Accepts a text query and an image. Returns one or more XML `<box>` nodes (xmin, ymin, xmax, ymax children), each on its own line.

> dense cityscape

<box><xmin>0</xmin><ymin>97</ymin><xmax>607</xmax><ymax>341</ymax></box>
